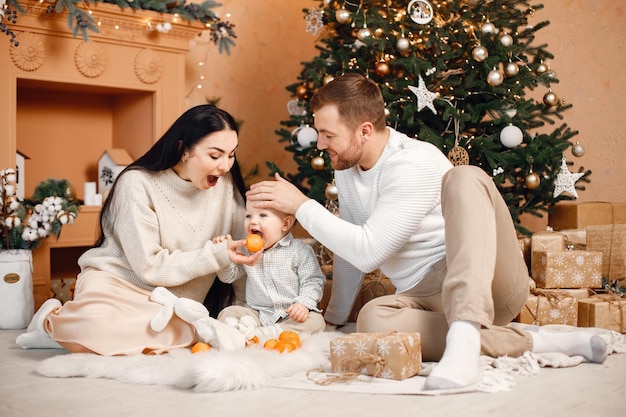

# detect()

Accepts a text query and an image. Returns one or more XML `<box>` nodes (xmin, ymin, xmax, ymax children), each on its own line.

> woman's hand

<box><xmin>226</xmin><ymin>238</ymin><xmax>263</xmax><ymax>266</ymax></box>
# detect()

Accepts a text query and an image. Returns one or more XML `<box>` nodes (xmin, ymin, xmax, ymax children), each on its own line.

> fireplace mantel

<box><xmin>1</xmin><ymin>0</ymin><xmax>205</xmax><ymax>171</ymax></box>
<box><xmin>0</xmin><ymin>0</ymin><xmax>205</xmax><ymax>307</ymax></box>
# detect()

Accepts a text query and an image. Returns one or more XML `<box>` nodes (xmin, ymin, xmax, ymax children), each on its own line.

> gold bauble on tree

<box><xmin>296</xmin><ymin>85</ymin><xmax>309</xmax><ymax>100</ymax></box>
<box><xmin>572</xmin><ymin>141</ymin><xmax>586</xmax><ymax>157</ymax></box>
<box><xmin>543</xmin><ymin>90</ymin><xmax>559</xmax><ymax>107</ymax></box>
<box><xmin>323</xmin><ymin>74</ymin><xmax>335</xmax><ymax>86</ymax></box>
<box><xmin>311</xmin><ymin>155</ymin><xmax>326</xmax><ymax>171</ymax></box>
<box><xmin>375</xmin><ymin>61</ymin><xmax>390</xmax><ymax>77</ymax></box>
<box><xmin>524</xmin><ymin>172</ymin><xmax>541</xmax><ymax>190</ymax></box>
<box><xmin>325</xmin><ymin>182</ymin><xmax>338</xmax><ymax>200</ymax></box>
<box><xmin>335</xmin><ymin>8</ymin><xmax>352</xmax><ymax>24</ymax></box>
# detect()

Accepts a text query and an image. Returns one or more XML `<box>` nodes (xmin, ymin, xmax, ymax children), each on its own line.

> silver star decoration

<box><xmin>553</xmin><ymin>156</ymin><xmax>585</xmax><ymax>198</ymax></box>
<box><xmin>305</xmin><ymin>7</ymin><xmax>324</xmax><ymax>36</ymax></box>
<box><xmin>408</xmin><ymin>75</ymin><xmax>437</xmax><ymax>114</ymax></box>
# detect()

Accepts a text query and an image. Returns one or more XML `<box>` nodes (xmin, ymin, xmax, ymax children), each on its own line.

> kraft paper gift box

<box><xmin>531</xmin><ymin>250</ymin><xmax>603</xmax><ymax>289</ymax></box>
<box><xmin>578</xmin><ymin>295</ymin><xmax>626</xmax><ymax>333</ymax></box>
<box><xmin>518</xmin><ymin>289</ymin><xmax>584</xmax><ymax>326</ymax></box>
<box><xmin>530</xmin><ymin>231</ymin><xmax>566</xmax><ymax>266</ymax></box>
<box><xmin>586</xmin><ymin>224</ymin><xmax>626</xmax><ymax>280</ymax></box>
<box><xmin>560</xmin><ymin>229</ymin><xmax>587</xmax><ymax>250</ymax></box>
<box><xmin>518</xmin><ymin>236</ymin><xmax>531</xmax><ymax>271</ymax></box>
<box><xmin>329</xmin><ymin>332</ymin><xmax>421</xmax><ymax>380</ymax></box>
<box><xmin>549</xmin><ymin>202</ymin><xmax>614</xmax><ymax>231</ymax></box>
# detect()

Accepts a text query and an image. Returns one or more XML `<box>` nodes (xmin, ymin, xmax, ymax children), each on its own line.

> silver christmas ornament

<box><xmin>536</xmin><ymin>62</ymin><xmax>548</xmax><ymax>74</ymax></box>
<box><xmin>471</xmin><ymin>45</ymin><xmax>488</xmax><ymax>62</ymax></box>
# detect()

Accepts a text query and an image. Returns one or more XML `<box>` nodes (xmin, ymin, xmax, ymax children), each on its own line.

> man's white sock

<box><xmin>531</xmin><ymin>331</ymin><xmax>608</xmax><ymax>363</ymax></box>
<box><xmin>424</xmin><ymin>320</ymin><xmax>481</xmax><ymax>390</ymax></box>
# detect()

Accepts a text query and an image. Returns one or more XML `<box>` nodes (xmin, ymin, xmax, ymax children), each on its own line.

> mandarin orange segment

<box><xmin>278</xmin><ymin>330</ymin><xmax>301</xmax><ymax>348</ymax></box>
<box><xmin>273</xmin><ymin>340</ymin><xmax>297</xmax><ymax>353</ymax></box>
<box><xmin>246</xmin><ymin>234</ymin><xmax>264</xmax><ymax>252</ymax></box>
<box><xmin>246</xmin><ymin>335</ymin><xmax>259</xmax><ymax>346</ymax></box>
<box><xmin>191</xmin><ymin>342</ymin><xmax>212</xmax><ymax>353</ymax></box>
<box><xmin>263</xmin><ymin>338</ymin><xmax>279</xmax><ymax>350</ymax></box>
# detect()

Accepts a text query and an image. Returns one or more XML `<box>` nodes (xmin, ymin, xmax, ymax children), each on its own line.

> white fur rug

<box><xmin>36</xmin><ymin>325</ymin><xmax>626</xmax><ymax>395</ymax></box>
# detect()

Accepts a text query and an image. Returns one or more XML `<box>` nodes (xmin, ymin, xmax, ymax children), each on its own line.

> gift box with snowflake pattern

<box><xmin>518</xmin><ymin>289</ymin><xmax>588</xmax><ymax>326</ymax></box>
<box><xmin>531</xmin><ymin>250</ymin><xmax>603</xmax><ymax>289</ymax></box>
<box><xmin>329</xmin><ymin>332</ymin><xmax>421</xmax><ymax>380</ymax></box>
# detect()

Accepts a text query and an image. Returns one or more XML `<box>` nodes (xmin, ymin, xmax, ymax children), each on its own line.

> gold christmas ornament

<box><xmin>325</xmin><ymin>182</ymin><xmax>339</xmax><ymax>201</ymax></box>
<box><xmin>572</xmin><ymin>141</ymin><xmax>586</xmax><ymax>157</ymax></box>
<box><xmin>505</xmin><ymin>62</ymin><xmax>519</xmax><ymax>77</ymax></box>
<box><xmin>311</xmin><ymin>155</ymin><xmax>326</xmax><ymax>170</ymax></box>
<box><xmin>471</xmin><ymin>45</ymin><xmax>488</xmax><ymax>62</ymax></box>
<box><xmin>357</xmin><ymin>27</ymin><xmax>372</xmax><ymax>40</ymax></box>
<box><xmin>487</xmin><ymin>69</ymin><xmax>504</xmax><ymax>86</ymax></box>
<box><xmin>375</xmin><ymin>62</ymin><xmax>390</xmax><ymax>77</ymax></box>
<box><xmin>335</xmin><ymin>8</ymin><xmax>352</xmax><ymax>24</ymax></box>
<box><xmin>447</xmin><ymin>146</ymin><xmax>470</xmax><ymax>166</ymax></box>
<box><xmin>323</xmin><ymin>74</ymin><xmax>335</xmax><ymax>85</ymax></box>
<box><xmin>500</xmin><ymin>34</ymin><xmax>513</xmax><ymax>47</ymax></box>
<box><xmin>296</xmin><ymin>85</ymin><xmax>309</xmax><ymax>99</ymax></box>
<box><xmin>543</xmin><ymin>90</ymin><xmax>559</xmax><ymax>107</ymax></box>
<box><xmin>481</xmin><ymin>22</ymin><xmax>497</xmax><ymax>35</ymax></box>
<box><xmin>524</xmin><ymin>172</ymin><xmax>540</xmax><ymax>190</ymax></box>
<box><xmin>536</xmin><ymin>62</ymin><xmax>548</xmax><ymax>74</ymax></box>
<box><xmin>396</xmin><ymin>36</ymin><xmax>410</xmax><ymax>52</ymax></box>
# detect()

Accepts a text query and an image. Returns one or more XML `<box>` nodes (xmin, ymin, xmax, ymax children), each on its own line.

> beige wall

<box><xmin>187</xmin><ymin>0</ymin><xmax>626</xmax><ymax>233</ymax></box>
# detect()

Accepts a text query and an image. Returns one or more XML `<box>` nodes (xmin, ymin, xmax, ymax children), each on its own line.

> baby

<box><xmin>214</xmin><ymin>201</ymin><xmax>326</xmax><ymax>343</ymax></box>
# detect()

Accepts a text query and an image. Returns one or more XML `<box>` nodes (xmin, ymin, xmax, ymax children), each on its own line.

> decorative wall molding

<box><xmin>9</xmin><ymin>31</ymin><xmax>44</xmax><ymax>71</ymax></box>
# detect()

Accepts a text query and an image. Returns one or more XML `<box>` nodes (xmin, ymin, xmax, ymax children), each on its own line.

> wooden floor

<box><xmin>1</xmin><ymin>328</ymin><xmax>625</xmax><ymax>417</ymax></box>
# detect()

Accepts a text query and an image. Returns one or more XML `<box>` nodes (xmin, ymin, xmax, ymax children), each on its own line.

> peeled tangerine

<box><xmin>246</xmin><ymin>234</ymin><xmax>264</xmax><ymax>252</ymax></box>
<box><xmin>263</xmin><ymin>331</ymin><xmax>301</xmax><ymax>353</ymax></box>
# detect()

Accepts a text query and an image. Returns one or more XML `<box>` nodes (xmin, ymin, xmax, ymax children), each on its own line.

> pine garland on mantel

<box><xmin>0</xmin><ymin>0</ymin><xmax>236</xmax><ymax>53</ymax></box>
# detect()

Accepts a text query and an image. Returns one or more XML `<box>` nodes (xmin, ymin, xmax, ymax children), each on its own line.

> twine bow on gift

<box><xmin>306</xmin><ymin>353</ymin><xmax>387</xmax><ymax>386</ymax></box>
<box><xmin>526</xmin><ymin>288</ymin><xmax>578</xmax><ymax>326</ymax></box>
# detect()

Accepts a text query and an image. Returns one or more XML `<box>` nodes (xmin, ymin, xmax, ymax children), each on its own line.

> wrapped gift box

<box><xmin>586</xmin><ymin>224</ymin><xmax>626</xmax><ymax>280</ymax></box>
<box><xmin>531</xmin><ymin>250</ymin><xmax>603</xmax><ymax>289</ymax></box>
<box><xmin>518</xmin><ymin>289</ymin><xmax>582</xmax><ymax>326</ymax></box>
<box><xmin>578</xmin><ymin>295</ymin><xmax>626</xmax><ymax>333</ymax></box>
<box><xmin>530</xmin><ymin>231</ymin><xmax>565</xmax><ymax>266</ymax></box>
<box><xmin>330</xmin><ymin>332</ymin><xmax>421</xmax><ymax>380</ymax></box>
<box><xmin>549</xmin><ymin>202</ymin><xmax>626</xmax><ymax>231</ymax></box>
<box><xmin>560</xmin><ymin>229</ymin><xmax>587</xmax><ymax>249</ymax></box>
<box><xmin>518</xmin><ymin>236</ymin><xmax>531</xmax><ymax>271</ymax></box>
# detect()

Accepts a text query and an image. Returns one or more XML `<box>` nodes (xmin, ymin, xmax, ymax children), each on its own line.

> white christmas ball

<box><xmin>500</xmin><ymin>125</ymin><xmax>524</xmax><ymax>148</ymax></box>
<box><xmin>297</xmin><ymin>126</ymin><xmax>318</xmax><ymax>148</ymax></box>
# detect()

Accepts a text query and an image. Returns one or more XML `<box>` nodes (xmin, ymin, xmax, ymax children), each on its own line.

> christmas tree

<box><xmin>266</xmin><ymin>0</ymin><xmax>590</xmax><ymax>235</ymax></box>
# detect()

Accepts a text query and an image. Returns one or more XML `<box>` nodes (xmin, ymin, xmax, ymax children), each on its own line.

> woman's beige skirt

<box><xmin>46</xmin><ymin>268</ymin><xmax>195</xmax><ymax>355</ymax></box>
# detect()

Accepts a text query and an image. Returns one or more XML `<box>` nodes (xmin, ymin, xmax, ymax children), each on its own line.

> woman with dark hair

<box><xmin>16</xmin><ymin>104</ymin><xmax>261</xmax><ymax>355</ymax></box>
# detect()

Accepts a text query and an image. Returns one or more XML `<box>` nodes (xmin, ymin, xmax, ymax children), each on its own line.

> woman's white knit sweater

<box><xmin>78</xmin><ymin>168</ymin><xmax>246</xmax><ymax>302</ymax></box>
<box><xmin>296</xmin><ymin>128</ymin><xmax>453</xmax><ymax>324</ymax></box>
